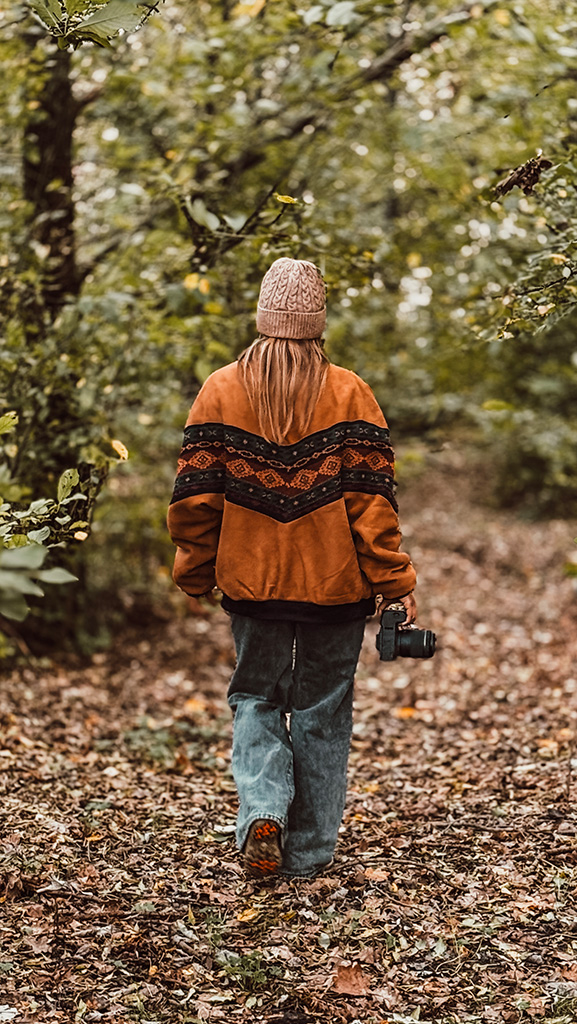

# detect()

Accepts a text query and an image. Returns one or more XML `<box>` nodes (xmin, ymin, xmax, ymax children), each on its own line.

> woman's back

<box><xmin>168</xmin><ymin>360</ymin><xmax>415</xmax><ymax>610</ymax></box>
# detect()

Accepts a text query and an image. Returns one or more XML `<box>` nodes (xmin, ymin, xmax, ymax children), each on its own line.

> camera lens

<box><xmin>396</xmin><ymin>628</ymin><xmax>436</xmax><ymax>659</ymax></box>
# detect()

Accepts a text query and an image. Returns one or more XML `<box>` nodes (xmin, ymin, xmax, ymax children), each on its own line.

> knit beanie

<box><xmin>256</xmin><ymin>257</ymin><xmax>326</xmax><ymax>340</ymax></box>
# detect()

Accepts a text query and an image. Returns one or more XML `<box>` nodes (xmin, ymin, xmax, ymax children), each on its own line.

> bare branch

<box><xmin>342</xmin><ymin>1</ymin><xmax>499</xmax><ymax>93</ymax></box>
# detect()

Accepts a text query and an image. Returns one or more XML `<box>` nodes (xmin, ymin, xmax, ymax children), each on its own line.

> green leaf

<box><xmin>0</xmin><ymin>592</ymin><xmax>30</xmax><ymax>623</ymax></box>
<box><xmin>25</xmin><ymin>0</ymin><xmax>63</xmax><ymax>30</ymax></box>
<box><xmin>75</xmin><ymin>1</ymin><xmax>144</xmax><ymax>41</ymax></box>
<box><xmin>64</xmin><ymin>0</ymin><xmax>92</xmax><ymax>14</ymax></box>
<box><xmin>27</xmin><ymin>527</ymin><xmax>51</xmax><ymax>544</ymax></box>
<box><xmin>222</xmin><ymin>213</ymin><xmax>247</xmax><ymax>232</ymax></box>
<box><xmin>4</xmin><ymin>536</ymin><xmax>30</xmax><ymax>549</ymax></box>
<box><xmin>28</xmin><ymin>499</ymin><xmax>54</xmax><ymax>515</ymax></box>
<box><xmin>0</xmin><ymin>412</ymin><xmax>18</xmax><ymax>436</ymax></box>
<box><xmin>273</xmin><ymin>192</ymin><xmax>299</xmax><ymax>204</ymax></box>
<box><xmin>61</xmin><ymin>492</ymin><xmax>88</xmax><ymax>503</ymax></box>
<box><xmin>302</xmin><ymin>5</ymin><xmax>324</xmax><ymax>26</ymax></box>
<box><xmin>0</xmin><ymin>570</ymin><xmax>44</xmax><ymax>597</ymax></box>
<box><xmin>482</xmin><ymin>400</ymin><xmax>515</xmax><ymax>412</ymax></box>
<box><xmin>0</xmin><ymin>545</ymin><xmax>47</xmax><ymax>570</ymax></box>
<box><xmin>325</xmin><ymin>1</ymin><xmax>357</xmax><ymax>27</ymax></box>
<box><xmin>57</xmin><ymin>468</ymin><xmax>80</xmax><ymax>504</ymax></box>
<box><xmin>35</xmin><ymin>567</ymin><xmax>78</xmax><ymax>585</ymax></box>
<box><xmin>70</xmin><ymin>27</ymin><xmax>113</xmax><ymax>46</ymax></box>
<box><xmin>186</xmin><ymin>198</ymin><xmax>220</xmax><ymax>232</ymax></box>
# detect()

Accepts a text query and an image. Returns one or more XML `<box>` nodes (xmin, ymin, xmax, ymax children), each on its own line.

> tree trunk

<box><xmin>22</xmin><ymin>28</ymin><xmax>79</xmax><ymax>314</ymax></box>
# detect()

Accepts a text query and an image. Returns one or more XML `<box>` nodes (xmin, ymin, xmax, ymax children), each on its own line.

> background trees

<box><xmin>2</xmin><ymin>0</ymin><xmax>577</xmax><ymax>651</ymax></box>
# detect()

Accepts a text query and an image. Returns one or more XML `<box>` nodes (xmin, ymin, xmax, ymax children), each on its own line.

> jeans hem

<box><xmin>280</xmin><ymin>858</ymin><xmax>334</xmax><ymax>879</ymax></box>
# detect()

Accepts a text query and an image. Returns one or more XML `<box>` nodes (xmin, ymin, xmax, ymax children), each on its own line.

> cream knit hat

<box><xmin>256</xmin><ymin>257</ymin><xmax>326</xmax><ymax>339</ymax></box>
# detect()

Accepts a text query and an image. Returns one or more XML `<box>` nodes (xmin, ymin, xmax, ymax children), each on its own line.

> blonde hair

<box><xmin>238</xmin><ymin>336</ymin><xmax>329</xmax><ymax>445</ymax></box>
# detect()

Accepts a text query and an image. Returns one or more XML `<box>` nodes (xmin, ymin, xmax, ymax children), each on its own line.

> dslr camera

<box><xmin>376</xmin><ymin>604</ymin><xmax>436</xmax><ymax>661</ymax></box>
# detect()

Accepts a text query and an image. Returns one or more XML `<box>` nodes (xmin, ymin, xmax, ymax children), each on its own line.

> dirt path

<box><xmin>1</xmin><ymin>456</ymin><xmax>577</xmax><ymax>1023</ymax></box>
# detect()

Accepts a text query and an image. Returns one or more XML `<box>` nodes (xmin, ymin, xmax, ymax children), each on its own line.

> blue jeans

<box><xmin>227</xmin><ymin>614</ymin><xmax>366</xmax><ymax>877</ymax></box>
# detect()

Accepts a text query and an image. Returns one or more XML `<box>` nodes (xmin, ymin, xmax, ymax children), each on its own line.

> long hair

<box><xmin>238</xmin><ymin>336</ymin><xmax>329</xmax><ymax>445</ymax></box>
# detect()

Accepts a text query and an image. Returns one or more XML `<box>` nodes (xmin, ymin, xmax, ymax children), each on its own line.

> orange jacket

<box><xmin>167</xmin><ymin>361</ymin><xmax>416</xmax><ymax>606</ymax></box>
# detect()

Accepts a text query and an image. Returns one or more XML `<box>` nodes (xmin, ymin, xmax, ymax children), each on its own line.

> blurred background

<box><xmin>1</xmin><ymin>0</ymin><xmax>577</xmax><ymax>656</ymax></box>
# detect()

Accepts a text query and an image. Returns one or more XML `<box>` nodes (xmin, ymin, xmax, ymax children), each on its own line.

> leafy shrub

<box><xmin>0</xmin><ymin>411</ymin><xmax>125</xmax><ymax>654</ymax></box>
<box><xmin>478</xmin><ymin>405</ymin><xmax>577</xmax><ymax>516</ymax></box>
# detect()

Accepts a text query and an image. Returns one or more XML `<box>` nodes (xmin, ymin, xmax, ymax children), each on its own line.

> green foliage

<box><xmin>3</xmin><ymin>0</ymin><xmax>577</xmax><ymax>651</ymax></box>
<box><xmin>479</xmin><ymin>405</ymin><xmax>577</xmax><ymax>516</ymax></box>
<box><xmin>123</xmin><ymin>716</ymin><xmax>225</xmax><ymax>769</ymax></box>
<box><xmin>0</xmin><ymin>542</ymin><xmax>77</xmax><ymax>622</ymax></box>
<box><xmin>0</xmin><ymin>402</ymin><xmax>117</xmax><ymax>549</ymax></box>
<box><xmin>471</xmin><ymin>157</ymin><xmax>577</xmax><ymax>340</ymax></box>
<box><xmin>0</xmin><ymin>474</ymin><xmax>89</xmax><ymax>547</ymax></box>
<box><xmin>215</xmin><ymin>949</ymin><xmax>283</xmax><ymax>992</ymax></box>
<box><xmin>471</xmin><ymin>303</ymin><xmax>577</xmax><ymax>514</ymax></box>
<box><xmin>0</xmin><ymin>396</ymin><xmax>129</xmax><ymax>657</ymax></box>
<box><xmin>24</xmin><ymin>0</ymin><xmax>165</xmax><ymax>49</ymax></box>
<box><xmin>0</xmin><ymin>412</ymin><xmax>87</xmax><ymax>632</ymax></box>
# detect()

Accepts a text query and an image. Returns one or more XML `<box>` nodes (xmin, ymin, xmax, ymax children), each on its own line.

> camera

<box><xmin>376</xmin><ymin>604</ymin><xmax>436</xmax><ymax>661</ymax></box>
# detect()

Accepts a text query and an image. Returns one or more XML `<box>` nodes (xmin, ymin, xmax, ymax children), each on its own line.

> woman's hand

<box><xmin>379</xmin><ymin>592</ymin><xmax>417</xmax><ymax>625</ymax></box>
<box><xmin>398</xmin><ymin>592</ymin><xmax>417</xmax><ymax>624</ymax></box>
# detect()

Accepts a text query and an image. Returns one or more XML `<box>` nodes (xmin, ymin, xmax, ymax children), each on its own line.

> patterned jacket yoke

<box><xmin>171</xmin><ymin>419</ymin><xmax>397</xmax><ymax>525</ymax></box>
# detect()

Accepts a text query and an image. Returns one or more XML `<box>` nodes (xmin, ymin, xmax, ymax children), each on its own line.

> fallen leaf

<box><xmin>331</xmin><ymin>962</ymin><xmax>369</xmax><ymax>996</ymax></box>
<box><xmin>557</xmin><ymin>728</ymin><xmax>574</xmax><ymax>742</ymax></box>
<box><xmin>393</xmin><ymin>706</ymin><xmax>416</xmax><ymax>719</ymax></box>
<box><xmin>183</xmin><ymin>697</ymin><xmax>208</xmax><ymax>714</ymax></box>
<box><xmin>236</xmin><ymin>905</ymin><xmax>261</xmax><ymax>922</ymax></box>
<box><xmin>365</xmin><ymin>867</ymin><xmax>390</xmax><ymax>882</ymax></box>
<box><xmin>0</xmin><ymin>1008</ymin><xmax>20</xmax><ymax>1023</ymax></box>
<box><xmin>524</xmin><ymin>996</ymin><xmax>546</xmax><ymax>1017</ymax></box>
<box><xmin>23</xmin><ymin>934</ymin><xmax>51</xmax><ymax>953</ymax></box>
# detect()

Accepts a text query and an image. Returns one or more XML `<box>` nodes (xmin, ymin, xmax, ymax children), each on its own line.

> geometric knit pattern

<box><xmin>170</xmin><ymin>419</ymin><xmax>397</xmax><ymax>524</ymax></box>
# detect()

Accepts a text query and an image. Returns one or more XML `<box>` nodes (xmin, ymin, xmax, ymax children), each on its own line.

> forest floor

<box><xmin>1</xmin><ymin>450</ymin><xmax>577</xmax><ymax>1024</ymax></box>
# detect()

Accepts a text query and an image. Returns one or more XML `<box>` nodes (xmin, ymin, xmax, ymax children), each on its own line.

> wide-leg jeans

<box><xmin>227</xmin><ymin>614</ymin><xmax>366</xmax><ymax>878</ymax></box>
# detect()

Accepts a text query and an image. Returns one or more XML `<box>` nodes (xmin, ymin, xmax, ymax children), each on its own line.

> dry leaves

<box><xmin>1</xmin><ymin>464</ymin><xmax>576</xmax><ymax>1022</ymax></box>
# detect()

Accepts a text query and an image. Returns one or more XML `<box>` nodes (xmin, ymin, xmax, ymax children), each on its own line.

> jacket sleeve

<box><xmin>166</xmin><ymin>379</ymin><xmax>225</xmax><ymax>597</ymax></box>
<box><xmin>343</xmin><ymin>377</ymin><xmax>417</xmax><ymax>599</ymax></box>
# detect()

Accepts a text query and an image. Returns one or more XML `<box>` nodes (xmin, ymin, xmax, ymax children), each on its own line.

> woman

<box><xmin>167</xmin><ymin>257</ymin><xmax>416</xmax><ymax>879</ymax></box>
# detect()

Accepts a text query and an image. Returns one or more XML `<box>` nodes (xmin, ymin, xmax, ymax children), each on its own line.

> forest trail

<box><xmin>1</xmin><ymin>451</ymin><xmax>577</xmax><ymax>1024</ymax></box>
